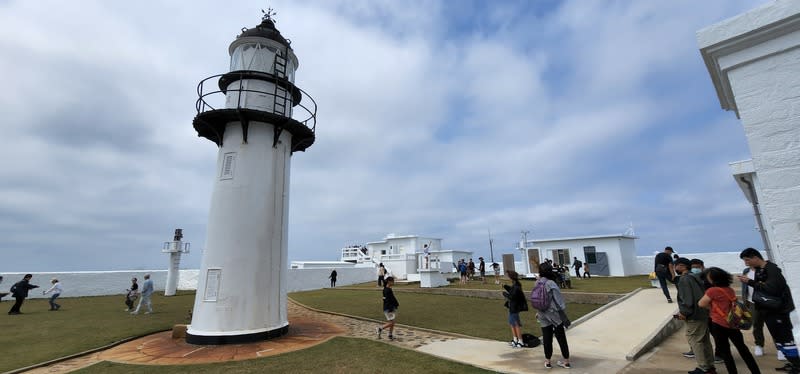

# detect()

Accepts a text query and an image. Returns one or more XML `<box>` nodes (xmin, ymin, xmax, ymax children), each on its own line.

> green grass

<box><xmin>0</xmin><ymin>292</ymin><xmax>195</xmax><ymax>373</ymax></box>
<box><xmin>75</xmin><ymin>336</ymin><xmax>495</xmax><ymax>374</ymax></box>
<box><xmin>347</xmin><ymin>275</ymin><xmax>649</xmax><ymax>294</ymax></box>
<box><xmin>290</xmin><ymin>289</ymin><xmax>600</xmax><ymax>341</ymax></box>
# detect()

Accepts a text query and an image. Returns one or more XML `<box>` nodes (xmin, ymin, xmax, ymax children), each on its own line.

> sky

<box><xmin>0</xmin><ymin>0</ymin><xmax>772</xmax><ymax>272</ymax></box>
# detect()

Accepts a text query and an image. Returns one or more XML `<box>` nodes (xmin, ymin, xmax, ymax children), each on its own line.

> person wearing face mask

<box><xmin>675</xmin><ymin>257</ymin><xmax>717</xmax><ymax>374</ymax></box>
<box><xmin>683</xmin><ymin>259</ymin><xmax>724</xmax><ymax>363</ymax></box>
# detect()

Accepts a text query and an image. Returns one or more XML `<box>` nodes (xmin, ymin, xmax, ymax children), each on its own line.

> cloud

<box><xmin>0</xmin><ymin>0</ymin><xmax>770</xmax><ymax>271</ymax></box>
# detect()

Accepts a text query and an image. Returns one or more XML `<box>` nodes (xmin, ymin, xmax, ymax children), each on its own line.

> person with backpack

<box><xmin>737</xmin><ymin>248</ymin><xmax>799</xmax><ymax>373</ymax></box>
<box><xmin>698</xmin><ymin>267</ymin><xmax>761</xmax><ymax>374</ymax></box>
<box><xmin>675</xmin><ymin>257</ymin><xmax>717</xmax><ymax>374</ymax></box>
<box><xmin>502</xmin><ymin>270</ymin><xmax>527</xmax><ymax>348</ymax></box>
<box><xmin>8</xmin><ymin>274</ymin><xmax>39</xmax><ymax>315</ymax></box>
<box><xmin>533</xmin><ymin>263</ymin><xmax>571</xmax><ymax>369</ymax></box>
<box><xmin>572</xmin><ymin>257</ymin><xmax>582</xmax><ymax>278</ymax></box>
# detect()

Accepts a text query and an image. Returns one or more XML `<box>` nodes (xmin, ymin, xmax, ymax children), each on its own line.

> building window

<box><xmin>551</xmin><ymin>249</ymin><xmax>571</xmax><ymax>265</ymax></box>
<box><xmin>583</xmin><ymin>246</ymin><xmax>597</xmax><ymax>264</ymax></box>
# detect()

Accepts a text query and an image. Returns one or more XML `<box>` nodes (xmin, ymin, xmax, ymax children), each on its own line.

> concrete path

<box><xmin>418</xmin><ymin>288</ymin><xmax>677</xmax><ymax>373</ymax></box>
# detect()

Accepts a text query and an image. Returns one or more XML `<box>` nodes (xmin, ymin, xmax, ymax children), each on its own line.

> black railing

<box><xmin>195</xmin><ymin>72</ymin><xmax>317</xmax><ymax>133</ymax></box>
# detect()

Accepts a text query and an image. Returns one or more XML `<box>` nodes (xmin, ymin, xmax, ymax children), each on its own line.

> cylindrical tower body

<box><xmin>163</xmin><ymin>229</ymin><xmax>188</xmax><ymax>297</ymax></box>
<box><xmin>165</xmin><ymin>248</ymin><xmax>182</xmax><ymax>296</ymax></box>
<box><xmin>186</xmin><ymin>14</ymin><xmax>316</xmax><ymax>345</ymax></box>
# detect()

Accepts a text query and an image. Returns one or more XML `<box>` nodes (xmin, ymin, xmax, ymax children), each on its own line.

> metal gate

<box><xmin>502</xmin><ymin>254</ymin><xmax>516</xmax><ymax>275</ymax></box>
<box><xmin>589</xmin><ymin>252</ymin><xmax>610</xmax><ymax>276</ymax></box>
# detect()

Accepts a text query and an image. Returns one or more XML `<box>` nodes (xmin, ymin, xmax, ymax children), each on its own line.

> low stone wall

<box><xmin>391</xmin><ymin>287</ymin><xmax>623</xmax><ymax>304</ymax></box>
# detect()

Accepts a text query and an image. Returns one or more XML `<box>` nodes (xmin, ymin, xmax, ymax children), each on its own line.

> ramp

<box><xmin>416</xmin><ymin>288</ymin><xmax>679</xmax><ymax>373</ymax></box>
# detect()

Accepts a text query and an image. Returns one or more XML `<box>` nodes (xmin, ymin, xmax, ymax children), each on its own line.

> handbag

<box><xmin>752</xmin><ymin>288</ymin><xmax>783</xmax><ymax>310</ymax></box>
<box><xmin>558</xmin><ymin>309</ymin><xmax>571</xmax><ymax>328</ymax></box>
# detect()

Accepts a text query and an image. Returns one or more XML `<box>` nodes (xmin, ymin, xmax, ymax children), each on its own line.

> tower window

<box><xmin>220</xmin><ymin>152</ymin><xmax>236</xmax><ymax>180</ymax></box>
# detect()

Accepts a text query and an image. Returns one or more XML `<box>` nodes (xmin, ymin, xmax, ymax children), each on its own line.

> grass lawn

<box><xmin>347</xmin><ymin>275</ymin><xmax>650</xmax><ymax>294</ymax></box>
<box><xmin>75</xmin><ymin>336</ymin><xmax>495</xmax><ymax>374</ymax></box>
<box><xmin>0</xmin><ymin>292</ymin><xmax>195</xmax><ymax>373</ymax></box>
<box><xmin>290</xmin><ymin>289</ymin><xmax>600</xmax><ymax>341</ymax></box>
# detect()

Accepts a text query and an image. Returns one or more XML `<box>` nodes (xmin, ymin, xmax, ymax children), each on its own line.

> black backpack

<box><xmin>522</xmin><ymin>333</ymin><xmax>540</xmax><ymax>348</ymax></box>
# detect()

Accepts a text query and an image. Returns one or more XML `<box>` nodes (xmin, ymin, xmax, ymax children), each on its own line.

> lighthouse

<box><xmin>186</xmin><ymin>10</ymin><xmax>316</xmax><ymax>345</ymax></box>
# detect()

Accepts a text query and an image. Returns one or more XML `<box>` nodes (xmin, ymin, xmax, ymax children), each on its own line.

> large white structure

<box><xmin>340</xmin><ymin>234</ymin><xmax>472</xmax><ymax>280</ymax></box>
<box><xmin>162</xmin><ymin>229</ymin><xmax>190</xmax><ymax>296</ymax></box>
<box><xmin>698</xmin><ymin>0</ymin><xmax>800</xmax><ymax>342</ymax></box>
<box><xmin>186</xmin><ymin>12</ymin><xmax>317</xmax><ymax>345</ymax></box>
<box><xmin>523</xmin><ymin>234</ymin><xmax>639</xmax><ymax>276</ymax></box>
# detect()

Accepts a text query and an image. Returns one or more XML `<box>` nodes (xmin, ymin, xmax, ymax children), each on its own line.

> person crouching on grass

<box><xmin>377</xmin><ymin>276</ymin><xmax>399</xmax><ymax>341</ymax></box>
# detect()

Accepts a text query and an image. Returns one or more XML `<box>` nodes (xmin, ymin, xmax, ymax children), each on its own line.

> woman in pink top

<box><xmin>698</xmin><ymin>267</ymin><xmax>760</xmax><ymax>374</ymax></box>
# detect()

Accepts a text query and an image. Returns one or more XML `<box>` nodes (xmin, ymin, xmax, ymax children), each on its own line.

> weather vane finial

<box><xmin>262</xmin><ymin>7</ymin><xmax>277</xmax><ymax>22</ymax></box>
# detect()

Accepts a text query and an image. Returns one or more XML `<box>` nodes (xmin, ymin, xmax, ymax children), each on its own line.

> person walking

<box><xmin>42</xmin><ymin>278</ymin><xmax>63</xmax><ymax>311</ymax></box>
<box><xmin>535</xmin><ymin>263</ymin><xmax>571</xmax><ymax>369</ymax></box>
<box><xmin>131</xmin><ymin>274</ymin><xmax>154</xmax><ymax>315</ymax></box>
<box><xmin>125</xmin><ymin>277</ymin><xmax>139</xmax><ymax>312</ymax></box>
<box><xmin>675</xmin><ymin>257</ymin><xmax>717</xmax><ymax>374</ymax></box>
<box><xmin>329</xmin><ymin>269</ymin><xmax>338</xmax><ymax>288</ymax></box>
<box><xmin>582</xmin><ymin>262</ymin><xmax>591</xmax><ymax>279</ymax></box>
<box><xmin>492</xmin><ymin>262</ymin><xmax>501</xmax><ymax>284</ymax></box>
<box><xmin>572</xmin><ymin>257</ymin><xmax>582</xmax><ymax>278</ymax></box>
<box><xmin>737</xmin><ymin>248</ymin><xmax>799</xmax><ymax>373</ymax></box>
<box><xmin>698</xmin><ymin>267</ymin><xmax>761</xmax><ymax>374</ymax></box>
<box><xmin>376</xmin><ymin>276</ymin><xmax>399</xmax><ymax>341</ymax></box>
<box><xmin>502</xmin><ymin>270</ymin><xmax>527</xmax><ymax>349</ymax></box>
<box><xmin>377</xmin><ymin>263</ymin><xmax>386</xmax><ymax>287</ymax></box>
<box><xmin>654</xmin><ymin>246</ymin><xmax>676</xmax><ymax>303</ymax></box>
<box><xmin>8</xmin><ymin>274</ymin><xmax>38</xmax><ymax>315</ymax></box>
<box><xmin>478</xmin><ymin>257</ymin><xmax>486</xmax><ymax>284</ymax></box>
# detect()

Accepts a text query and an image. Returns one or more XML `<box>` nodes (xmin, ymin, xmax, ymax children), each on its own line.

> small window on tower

<box><xmin>220</xmin><ymin>152</ymin><xmax>236</xmax><ymax>180</ymax></box>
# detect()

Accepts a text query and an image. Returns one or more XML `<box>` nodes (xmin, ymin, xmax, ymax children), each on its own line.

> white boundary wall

<box><xmin>0</xmin><ymin>267</ymin><xmax>376</xmax><ymax>298</ymax></box>
<box><xmin>635</xmin><ymin>251</ymin><xmax>757</xmax><ymax>276</ymax></box>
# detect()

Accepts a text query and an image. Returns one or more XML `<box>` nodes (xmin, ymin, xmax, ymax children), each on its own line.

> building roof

<box><xmin>528</xmin><ymin>234</ymin><xmax>638</xmax><ymax>244</ymax></box>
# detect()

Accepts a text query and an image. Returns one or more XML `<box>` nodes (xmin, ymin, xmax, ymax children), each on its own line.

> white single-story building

<box><xmin>522</xmin><ymin>234</ymin><xmax>639</xmax><ymax>276</ymax></box>
<box><xmin>340</xmin><ymin>234</ymin><xmax>472</xmax><ymax>280</ymax></box>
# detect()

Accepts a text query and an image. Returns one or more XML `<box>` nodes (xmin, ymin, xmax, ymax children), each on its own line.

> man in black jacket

<box><xmin>738</xmin><ymin>248</ymin><xmax>798</xmax><ymax>373</ymax></box>
<box><xmin>377</xmin><ymin>276</ymin><xmax>400</xmax><ymax>341</ymax></box>
<box><xmin>8</xmin><ymin>274</ymin><xmax>39</xmax><ymax>315</ymax></box>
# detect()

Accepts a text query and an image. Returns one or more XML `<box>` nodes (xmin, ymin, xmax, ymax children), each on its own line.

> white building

<box><xmin>341</xmin><ymin>234</ymin><xmax>472</xmax><ymax>281</ymax></box>
<box><xmin>523</xmin><ymin>234</ymin><xmax>639</xmax><ymax>276</ymax></box>
<box><xmin>698</xmin><ymin>0</ymin><xmax>800</xmax><ymax>343</ymax></box>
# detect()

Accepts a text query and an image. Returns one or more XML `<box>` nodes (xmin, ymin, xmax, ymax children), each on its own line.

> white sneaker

<box><xmin>754</xmin><ymin>345</ymin><xmax>763</xmax><ymax>357</ymax></box>
<box><xmin>778</xmin><ymin>350</ymin><xmax>786</xmax><ymax>361</ymax></box>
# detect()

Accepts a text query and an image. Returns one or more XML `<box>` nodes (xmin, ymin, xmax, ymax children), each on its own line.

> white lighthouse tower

<box><xmin>186</xmin><ymin>10</ymin><xmax>316</xmax><ymax>345</ymax></box>
<box><xmin>162</xmin><ymin>229</ymin><xmax>190</xmax><ymax>296</ymax></box>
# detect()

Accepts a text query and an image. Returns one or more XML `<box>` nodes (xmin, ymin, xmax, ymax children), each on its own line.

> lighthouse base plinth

<box><xmin>186</xmin><ymin>325</ymin><xmax>289</xmax><ymax>345</ymax></box>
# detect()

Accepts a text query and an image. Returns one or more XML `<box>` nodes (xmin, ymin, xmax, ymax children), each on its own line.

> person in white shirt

<box><xmin>131</xmin><ymin>274</ymin><xmax>154</xmax><ymax>315</ymax></box>
<box><xmin>42</xmin><ymin>278</ymin><xmax>62</xmax><ymax>311</ymax></box>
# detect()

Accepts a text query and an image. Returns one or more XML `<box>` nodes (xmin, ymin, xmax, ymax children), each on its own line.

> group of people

<box><xmin>4</xmin><ymin>273</ymin><xmax>154</xmax><ymax>315</ymax></box>
<box><xmin>125</xmin><ymin>274</ymin><xmax>155</xmax><ymax>314</ymax></box>
<box><xmin>455</xmin><ymin>258</ymin><xmax>488</xmax><ymax>284</ymax></box>
<box><xmin>654</xmin><ymin>246</ymin><xmax>798</xmax><ymax>374</ymax></box>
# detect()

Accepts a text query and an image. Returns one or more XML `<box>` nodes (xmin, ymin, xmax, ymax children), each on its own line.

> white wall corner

<box><xmin>697</xmin><ymin>1</ymin><xmax>800</xmax><ymax>118</ymax></box>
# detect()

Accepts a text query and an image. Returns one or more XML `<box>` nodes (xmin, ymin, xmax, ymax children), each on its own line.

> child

<box><xmin>377</xmin><ymin>276</ymin><xmax>399</xmax><ymax>341</ymax></box>
<box><xmin>503</xmin><ymin>270</ymin><xmax>528</xmax><ymax>348</ymax></box>
<box><xmin>583</xmin><ymin>263</ymin><xmax>591</xmax><ymax>279</ymax></box>
<box><xmin>42</xmin><ymin>278</ymin><xmax>62</xmax><ymax>311</ymax></box>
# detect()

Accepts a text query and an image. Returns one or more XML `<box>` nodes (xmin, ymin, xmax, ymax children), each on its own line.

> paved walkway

<box><xmin>22</xmin><ymin>288</ymin><xmax>678</xmax><ymax>374</ymax></box>
<box><xmin>419</xmin><ymin>288</ymin><xmax>677</xmax><ymax>373</ymax></box>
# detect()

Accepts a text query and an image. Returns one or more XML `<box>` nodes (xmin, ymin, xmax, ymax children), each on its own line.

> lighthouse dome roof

<box><xmin>237</xmin><ymin>17</ymin><xmax>290</xmax><ymax>49</ymax></box>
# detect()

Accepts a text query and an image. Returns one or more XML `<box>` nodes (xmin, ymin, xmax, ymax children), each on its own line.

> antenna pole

<box><xmin>488</xmin><ymin>228</ymin><xmax>494</xmax><ymax>263</ymax></box>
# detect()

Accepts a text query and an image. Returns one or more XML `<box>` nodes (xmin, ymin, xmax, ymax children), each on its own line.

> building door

<box><xmin>551</xmin><ymin>249</ymin><xmax>571</xmax><ymax>266</ymax></box>
<box><xmin>502</xmin><ymin>254</ymin><xmax>515</xmax><ymax>274</ymax></box>
<box><xmin>528</xmin><ymin>249</ymin><xmax>540</xmax><ymax>274</ymax></box>
<box><xmin>590</xmin><ymin>252</ymin><xmax>610</xmax><ymax>276</ymax></box>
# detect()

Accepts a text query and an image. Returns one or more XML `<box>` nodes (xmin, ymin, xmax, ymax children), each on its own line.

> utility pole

<box><xmin>488</xmin><ymin>228</ymin><xmax>494</xmax><ymax>263</ymax></box>
<box><xmin>520</xmin><ymin>230</ymin><xmax>530</xmax><ymax>275</ymax></box>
